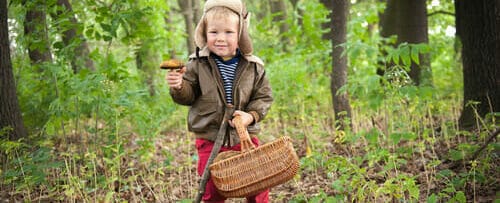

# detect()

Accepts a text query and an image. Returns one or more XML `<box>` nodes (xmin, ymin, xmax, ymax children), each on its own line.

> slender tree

<box><xmin>270</xmin><ymin>0</ymin><xmax>289</xmax><ymax>47</ymax></box>
<box><xmin>164</xmin><ymin>7</ymin><xmax>178</xmax><ymax>57</ymax></box>
<box><xmin>135</xmin><ymin>41</ymin><xmax>160</xmax><ymax>96</ymax></box>
<box><xmin>456</xmin><ymin>0</ymin><xmax>500</xmax><ymax>129</ymax></box>
<box><xmin>192</xmin><ymin>0</ymin><xmax>202</xmax><ymax>24</ymax></box>
<box><xmin>54</xmin><ymin>0</ymin><xmax>95</xmax><ymax>73</ymax></box>
<box><xmin>22</xmin><ymin>0</ymin><xmax>58</xmax><ymax>131</ymax></box>
<box><xmin>178</xmin><ymin>0</ymin><xmax>195</xmax><ymax>53</ymax></box>
<box><xmin>290</xmin><ymin>0</ymin><xmax>303</xmax><ymax>27</ymax></box>
<box><xmin>247</xmin><ymin>1</ymin><xmax>269</xmax><ymax>21</ymax></box>
<box><xmin>321</xmin><ymin>0</ymin><xmax>353</xmax><ymax>130</ymax></box>
<box><xmin>379</xmin><ymin>0</ymin><xmax>431</xmax><ymax>86</ymax></box>
<box><xmin>24</xmin><ymin>0</ymin><xmax>53</xmax><ymax>66</ymax></box>
<box><xmin>1</xmin><ymin>0</ymin><xmax>28</xmax><ymax>140</ymax></box>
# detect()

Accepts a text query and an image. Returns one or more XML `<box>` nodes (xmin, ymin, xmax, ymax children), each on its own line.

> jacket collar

<box><xmin>189</xmin><ymin>46</ymin><xmax>264</xmax><ymax>66</ymax></box>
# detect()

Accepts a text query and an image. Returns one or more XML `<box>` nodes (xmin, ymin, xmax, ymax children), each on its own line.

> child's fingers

<box><xmin>178</xmin><ymin>66</ymin><xmax>186</xmax><ymax>74</ymax></box>
<box><xmin>165</xmin><ymin>71</ymin><xmax>183</xmax><ymax>89</ymax></box>
<box><xmin>232</xmin><ymin>111</ymin><xmax>253</xmax><ymax>127</ymax></box>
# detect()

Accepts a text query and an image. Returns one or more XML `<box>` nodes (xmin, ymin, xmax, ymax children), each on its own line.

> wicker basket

<box><xmin>209</xmin><ymin>116</ymin><xmax>300</xmax><ymax>198</ymax></box>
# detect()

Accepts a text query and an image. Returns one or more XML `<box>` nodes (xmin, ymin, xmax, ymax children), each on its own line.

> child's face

<box><xmin>206</xmin><ymin>14</ymin><xmax>239</xmax><ymax>59</ymax></box>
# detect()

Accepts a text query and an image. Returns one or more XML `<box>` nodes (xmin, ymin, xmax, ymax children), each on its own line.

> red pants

<box><xmin>195</xmin><ymin>138</ymin><xmax>269</xmax><ymax>203</ymax></box>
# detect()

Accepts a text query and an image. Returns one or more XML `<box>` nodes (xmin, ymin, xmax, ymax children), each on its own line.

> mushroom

<box><xmin>160</xmin><ymin>59</ymin><xmax>184</xmax><ymax>70</ymax></box>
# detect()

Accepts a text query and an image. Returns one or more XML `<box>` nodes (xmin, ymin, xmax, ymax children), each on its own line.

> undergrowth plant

<box><xmin>2</xmin><ymin>0</ymin><xmax>498</xmax><ymax>202</ymax></box>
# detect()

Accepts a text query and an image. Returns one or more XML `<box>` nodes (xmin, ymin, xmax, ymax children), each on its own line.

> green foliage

<box><xmin>251</xmin><ymin>0</ymin><xmax>332</xmax><ymax>134</ymax></box>
<box><xmin>1</xmin><ymin>147</ymin><xmax>63</xmax><ymax>200</ymax></box>
<box><xmin>2</xmin><ymin>0</ymin><xmax>497</xmax><ymax>202</ymax></box>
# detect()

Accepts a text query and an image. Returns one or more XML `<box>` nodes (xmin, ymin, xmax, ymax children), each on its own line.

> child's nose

<box><xmin>216</xmin><ymin>35</ymin><xmax>225</xmax><ymax>42</ymax></box>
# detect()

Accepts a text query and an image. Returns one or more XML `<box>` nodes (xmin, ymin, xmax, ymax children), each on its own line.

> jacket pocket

<box><xmin>198</xmin><ymin>102</ymin><xmax>217</xmax><ymax>115</ymax></box>
<box><xmin>188</xmin><ymin>97</ymin><xmax>221</xmax><ymax>132</ymax></box>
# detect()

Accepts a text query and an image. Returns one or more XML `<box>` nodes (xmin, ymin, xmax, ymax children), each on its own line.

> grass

<box><xmin>1</xmin><ymin>88</ymin><xmax>498</xmax><ymax>202</ymax></box>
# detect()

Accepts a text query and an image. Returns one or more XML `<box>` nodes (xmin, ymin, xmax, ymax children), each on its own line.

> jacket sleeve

<box><xmin>245</xmin><ymin>63</ymin><xmax>273</xmax><ymax>123</ymax></box>
<box><xmin>169</xmin><ymin>60</ymin><xmax>200</xmax><ymax>105</ymax></box>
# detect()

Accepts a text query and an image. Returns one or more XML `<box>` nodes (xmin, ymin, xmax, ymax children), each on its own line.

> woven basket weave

<box><xmin>209</xmin><ymin>116</ymin><xmax>300</xmax><ymax>198</ymax></box>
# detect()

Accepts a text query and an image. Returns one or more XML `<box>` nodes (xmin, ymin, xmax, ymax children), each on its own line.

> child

<box><xmin>165</xmin><ymin>0</ymin><xmax>273</xmax><ymax>202</ymax></box>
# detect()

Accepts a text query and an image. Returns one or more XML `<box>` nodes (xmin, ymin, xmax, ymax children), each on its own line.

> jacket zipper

<box><xmin>231</xmin><ymin>59</ymin><xmax>247</xmax><ymax>108</ymax></box>
<box><xmin>209</xmin><ymin>58</ymin><xmax>228</xmax><ymax>105</ymax></box>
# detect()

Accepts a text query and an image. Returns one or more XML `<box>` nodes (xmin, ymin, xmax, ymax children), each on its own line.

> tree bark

<box><xmin>178</xmin><ymin>0</ymin><xmax>195</xmax><ymax>53</ymax></box>
<box><xmin>24</xmin><ymin>0</ymin><xmax>53</xmax><ymax>66</ymax></box>
<box><xmin>323</xmin><ymin>0</ymin><xmax>353</xmax><ymax>130</ymax></box>
<box><xmin>135</xmin><ymin>41</ymin><xmax>159</xmax><ymax>96</ymax></box>
<box><xmin>192</xmin><ymin>0</ymin><xmax>202</xmax><ymax>25</ymax></box>
<box><xmin>456</xmin><ymin>0</ymin><xmax>500</xmax><ymax>130</ymax></box>
<box><xmin>164</xmin><ymin>9</ymin><xmax>178</xmax><ymax>57</ymax></box>
<box><xmin>379</xmin><ymin>0</ymin><xmax>431</xmax><ymax>86</ymax></box>
<box><xmin>250</xmin><ymin>1</ymin><xmax>269</xmax><ymax>21</ymax></box>
<box><xmin>55</xmin><ymin>0</ymin><xmax>95</xmax><ymax>73</ymax></box>
<box><xmin>270</xmin><ymin>0</ymin><xmax>289</xmax><ymax>47</ymax></box>
<box><xmin>1</xmin><ymin>0</ymin><xmax>28</xmax><ymax>140</ymax></box>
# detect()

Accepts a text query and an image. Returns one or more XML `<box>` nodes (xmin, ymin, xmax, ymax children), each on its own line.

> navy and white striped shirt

<box><xmin>213</xmin><ymin>54</ymin><xmax>240</xmax><ymax>104</ymax></box>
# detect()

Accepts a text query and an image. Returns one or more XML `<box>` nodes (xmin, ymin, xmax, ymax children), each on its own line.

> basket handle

<box><xmin>233</xmin><ymin>115</ymin><xmax>256</xmax><ymax>152</ymax></box>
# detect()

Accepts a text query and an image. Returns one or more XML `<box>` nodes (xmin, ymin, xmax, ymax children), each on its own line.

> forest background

<box><xmin>1</xmin><ymin>0</ymin><xmax>499</xmax><ymax>202</ymax></box>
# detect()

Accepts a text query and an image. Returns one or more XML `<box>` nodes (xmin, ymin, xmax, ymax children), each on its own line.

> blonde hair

<box><xmin>203</xmin><ymin>7</ymin><xmax>240</xmax><ymax>34</ymax></box>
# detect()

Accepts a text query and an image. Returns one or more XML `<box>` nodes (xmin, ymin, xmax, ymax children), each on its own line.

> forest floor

<box><xmin>155</xmin><ymin>130</ymin><xmax>500</xmax><ymax>202</ymax></box>
<box><xmin>1</xmin><ymin>128</ymin><xmax>499</xmax><ymax>202</ymax></box>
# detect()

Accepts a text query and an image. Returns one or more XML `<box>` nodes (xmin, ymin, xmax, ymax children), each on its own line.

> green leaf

<box><xmin>103</xmin><ymin>35</ymin><xmax>113</xmax><ymax>42</ymax></box>
<box><xmin>105</xmin><ymin>191</ymin><xmax>115</xmax><ymax>202</ymax></box>
<box><xmin>391</xmin><ymin>50</ymin><xmax>400</xmax><ymax>65</ymax></box>
<box><xmin>400</xmin><ymin>45</ymin><xmax>411</xmax><ymax>67</ymax></box>
<box><xmin>365</xmin><ymin>129</ymin><xmax>380</xmax><ymax>145</ymax></box>
<box><xmin>411</xmin><ymin>46</ymin><xmax>420</xmax><ymax>65</ymax></box>
<box><xmin>389</xmin><ymin>133</ymin><xmax>402</xmax><ymax>145</ymax></box>
<box><xmin>85</xmin><ymin>27</ymin><xmax>94</xmax><ymax>38</ymax></box>
<box><xmin>416</xmin><ymin>43</ymin><xmax>431</xmax><ymax>53</ymax></box>
<box><xmin>452</xmin><ymin>191</ymin><xmax>466</xmax><ymax>203</ymax></box>
<box><xmin>448</xmin><ymin>149</ymin><xmax>464</xmax><ymax>161</ymax></box>
<box><xmin>53</xmin><ymin>41</ymin><xmax>64</xmax><ymax>49</ymax></box>
<box><xmin>101</xmin><ymin>23</ymin><xmax>111</xmax><ymax>32</ymax></box>
<box><xmin>419</xmin><ymin>86</ymin><xmax>435</xmax><ymax>100</ymax></box>
<box><xmin>402</xmin><ymin>132</ymin><xmax>417</xmax><ymax>141</ymax></box>
<box><xmin>427</xmin><ymin>193</ymin><xmax>437</xmax><ymax>203</ymax></box>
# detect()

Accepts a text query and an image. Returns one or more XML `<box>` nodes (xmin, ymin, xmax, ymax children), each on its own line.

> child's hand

<box><xmin>230</xmin><ymin>111</ymin><xmax>254</xmax><ymax>128</ymax></box>
<box><xmin>165</xmin><ymin>67</ymin><xmax>186</xmax><ymax>90</ymax></box>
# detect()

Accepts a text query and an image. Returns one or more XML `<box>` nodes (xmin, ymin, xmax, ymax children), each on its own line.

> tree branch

<box><xmin>427</xmin><ymin>10</ymin><xmax>455</xmax><ymax>17</ymax></box>
<box><xmin>449</xmin><ymin>128</ymin><xmax>500</xmax><ymax>169</ymax></box>
<box><xmin>470</xmin><ymin>128</ymin><xmax>500</xmax><ymax>161</ymax></box>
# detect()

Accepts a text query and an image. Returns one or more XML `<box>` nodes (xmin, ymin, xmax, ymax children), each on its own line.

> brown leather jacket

<box><xmin>170</xmin><ymin>48</ymin><xmax>273</xmax><ymax>145</ymax></box>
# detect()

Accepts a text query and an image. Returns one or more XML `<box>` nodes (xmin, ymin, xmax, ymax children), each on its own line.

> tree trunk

<box><xmin>164</xmin><ymin>9</ymin><xmax>178</xmax><ymax>58</ymax></box>
<box><xmin>24</xmin><ymin>0</ymin><xmax>53</xmax><ymax>66</ymax></box>
<box><xmin>250</xmin><ymin>1</ymin><xmax>269</xmax><ymax>21</ymax></box>
<box><xmin>456</xmin><ymin>0</ymin><xmax>500</xmax><ymax>130</ymax></box>
<box><xmin>323</xmin><ymin>0</ymin><xmax>353</xmax><ymax>130</ymax></box>
<box><xmin>178</xmin><ymin>0</ymin><xmax>195</xmax><ymax>53</ymax></box>
<box><xmin>290</xmin><ymin>0</ymin><xmax>303</xmax><ymax>27</ymax></box>
<box><xmin>1</xmin><ymin>0</ymin><xmax>28</xmax><ymax>140</ymax></box>
<box><xmin>379</xmin><ymin>0</ymin><xmax>431</xmax><ymax>86</ymax></box>
<box><xmin>135</xmin><ymin>41</ymin><xmax>159</xmax><ymax>96</ymax></box>
<box><xmin>192</xmin><ymin>0</ymin><xmax>202</xmax><ymax>25</ymax></box>
<box><xmin>55</xmin><ymin>0</ymin><xmax>95</xmax><ymax>73</ymax></box>
<box><xmin>270</xmin><ymin>0</ymin><xmax>289</xmax><ymax>47</ymax></box>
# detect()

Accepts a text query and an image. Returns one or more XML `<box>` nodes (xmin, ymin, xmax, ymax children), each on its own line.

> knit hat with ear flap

<box><xmin>194</xmin><ymin>0</ymin><xmax>253</xmax><ymax>55</ymax></box>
